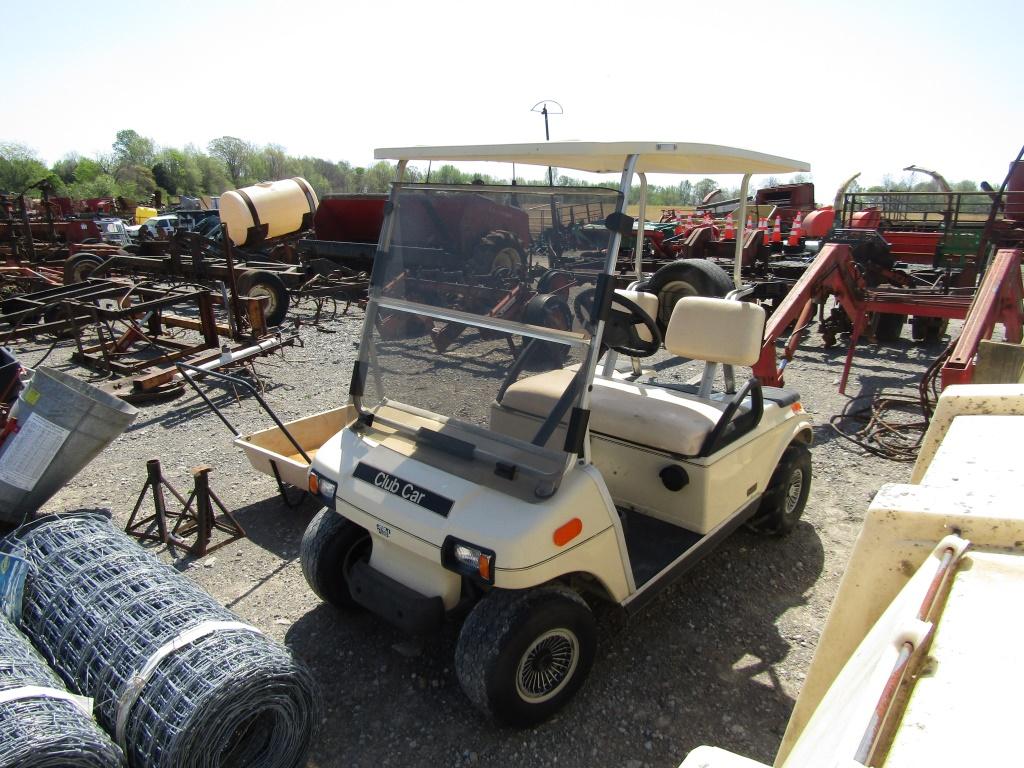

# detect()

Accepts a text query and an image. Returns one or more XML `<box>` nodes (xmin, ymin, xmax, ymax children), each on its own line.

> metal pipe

<box><xmin>221</xmin><ymin>224</ymin><xmax>244</xmax><ymax>337</ymax></box>
<box><xmin>176</xmin><ymin>361</ymin><xmax>311</xmax><ymax>463</ymax></box>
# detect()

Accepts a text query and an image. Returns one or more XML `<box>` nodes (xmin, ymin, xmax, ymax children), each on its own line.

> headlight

<box><xmin>441</xmin><ymin>536</ymin><xmax>495</xmax><ymax>584</ymax></box>
<box><xmin>319</xmin><ymin>477</ymin><xmax>337</xmax><ymax>499</ymax></box>
<box><xmin>308</xmin><ymin>471</ymin><xmax>337</xmax><ymax>500</ymax></box>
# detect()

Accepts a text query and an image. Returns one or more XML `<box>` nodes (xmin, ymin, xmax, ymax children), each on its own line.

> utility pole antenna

<box><xmin>530</xmin><ymin>100</ymin><xmax>563</xmax><ymax>186</ymax></box>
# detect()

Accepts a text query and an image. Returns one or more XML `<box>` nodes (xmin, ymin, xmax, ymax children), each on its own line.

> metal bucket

<box><xmin>0</xmin><ymin>367</ymin><xmax>138</xmax><ymax>524</ymax></box>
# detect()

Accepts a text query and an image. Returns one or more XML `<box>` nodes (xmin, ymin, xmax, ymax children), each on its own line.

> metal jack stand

<box><xmin>125</xmin><ymin>459</ymin><xmax>245</xmax><ymax>557</ymax></box>
<box><xmin>125</xmin><ymin>459</ymin><xmax>190</xmax><ymax>550</ymax></box>
<box><xmin>171</xmin><ymin>465</ymin><xmax>245</xmax><ymax>557</ymax></box>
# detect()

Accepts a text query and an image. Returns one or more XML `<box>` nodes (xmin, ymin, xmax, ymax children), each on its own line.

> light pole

<box><xmin>530</xmin><ymin>100</ymin><xmax>563</xmax><ymax>186</ymax></box>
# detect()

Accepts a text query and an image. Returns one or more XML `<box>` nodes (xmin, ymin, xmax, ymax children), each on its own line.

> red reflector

<box><xmin>553</xmin><ymin>518</ymin><xmax>583</xmax><ymax>547</ymax></box>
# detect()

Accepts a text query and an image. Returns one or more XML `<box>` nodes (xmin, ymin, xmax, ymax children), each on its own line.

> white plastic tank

<box><xmin>220</xmin><ymin>177</ymin><xmax>319</xmax><ymax>247</ymax></box>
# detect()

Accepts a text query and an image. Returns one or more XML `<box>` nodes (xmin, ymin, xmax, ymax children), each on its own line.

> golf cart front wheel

<box><xmin>300</xmin><ymin>508</ymin><xmax>370</xmax><ymax>609</ymax></box>
<box><xmin>455</xmin><ymin>585</ymin><xmax>596</xmax><ymax>727</ymax></box>
<box><xmin>746</xmin><ymin>443</ymin><xmax>811</xmax><ymax>536</ymax></box>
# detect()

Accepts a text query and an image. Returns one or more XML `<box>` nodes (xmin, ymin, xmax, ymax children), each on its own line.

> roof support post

<box><xmin>733</xmin><ymin>173</ymin><xmax>752</xmax><ymax>288</ymax></box>
<box><xmin>635</xmin><ymin>173</ymin><xmax>648</xmax><ymax>280</ymax></box>
<box><xmin>578</xmin><ymin>154</ymin><xmax>640</xmax><ymax>420</ymax></box>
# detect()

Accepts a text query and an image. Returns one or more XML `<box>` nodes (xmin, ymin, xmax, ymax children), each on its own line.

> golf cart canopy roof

<box><xmin>375</xmin><ymin>141</ymin><xmax>810</xmax><ymax>176</ymax></box>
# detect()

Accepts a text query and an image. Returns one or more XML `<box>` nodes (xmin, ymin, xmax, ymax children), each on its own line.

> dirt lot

<box><xmin>11</xmin><ymin>297</ymin><xmax>944</xmax><ymax>768</ymax></box>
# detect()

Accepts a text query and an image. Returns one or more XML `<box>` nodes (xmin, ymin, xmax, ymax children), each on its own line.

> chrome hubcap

<box><xmin>515</xmin><ymin>628</ymin><xmax>579</xmax><ymax>703</ymax></box>
<box><xmin>784</xmin><ymin>468</ymin><xmax>804</xmax><ymax>514</ymax></box>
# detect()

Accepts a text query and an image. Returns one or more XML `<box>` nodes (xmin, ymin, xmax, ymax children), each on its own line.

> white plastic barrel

<box><xmin>220</xmin><ymin>177</ymin><xmax>319</xmax><ymax>247</ymax></box>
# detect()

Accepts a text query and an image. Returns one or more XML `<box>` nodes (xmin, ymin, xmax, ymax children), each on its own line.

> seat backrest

<box><xmin>613</xmin><ymin>289</ymin><xmax>658</xmax><ymax>343</ymax></box>
<box><xmin>664</xmin><ymin>296</ymin><xmax>766</xmax><ymax>366</ymax></box>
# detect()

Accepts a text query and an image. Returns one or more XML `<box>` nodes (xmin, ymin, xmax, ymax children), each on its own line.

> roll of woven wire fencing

<box><xmin>0</xmin><ymin>612</ymin><xmax>123</xmax><ymax>767</ymax></box>
<box><xmin>1</xmin><ymin>512</ymin><xmax>320</xmax><ymax>768</ymax></box>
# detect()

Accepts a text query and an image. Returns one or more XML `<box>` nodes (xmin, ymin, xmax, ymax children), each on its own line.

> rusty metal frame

<box><xmin>940</xmin><ymin>248</ymin><xmax>1024</xmax><ymax>388</ymax></box>
<box><xmin>752</xmin><ymin>245</ymin><xmax>1024</xmax><ymax>394</ymax></box>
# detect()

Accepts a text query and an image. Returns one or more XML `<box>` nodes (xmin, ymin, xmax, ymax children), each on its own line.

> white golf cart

<box><xmin>293</xmin><ymin>142</ymin><xmax>814</xmax><ymax>726</ymax></box>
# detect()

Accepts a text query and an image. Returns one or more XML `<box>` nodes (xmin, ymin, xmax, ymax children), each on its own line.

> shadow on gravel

<box><xmin>122</xmin><ymin>383</ymin><xmax>296</xmax><ymax>434</ymax></box>
<box><xmin>134</xmin><ymin>492</ymin><xmax>320</xmax><ymax>579</ymax></box>
<box><xmin>280</xmin><ymin>518</ymin><xmax>827</xmax><ymax>768</ymax></box>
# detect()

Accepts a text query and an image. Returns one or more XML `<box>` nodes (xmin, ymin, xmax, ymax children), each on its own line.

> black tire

<box><xmin>535</xmin><ymin>269</ymin><xmax>574</xmax><ymax>295</ymax></box>
<box><xmin>746</xmin><ymin>443</ymin><xmax>812</xmax><ymax>536</ymax></box>
<box><xmin>469</xmin><ymin>230</ymin><xmax>525</xmax><ymax>276</ymax></box>
<box><xmin>236</xmin><ymin>269</ymin><xmax>290</xmax><ymax>326</ymax></box>
<box><xmin>521</xmin><ymin>292</ymin><xmax>573</xmax><ymax>369</ymax></box>
<box><xmin>645</xmin><ymin>258</ymin><xmax>733</xmax><ymax>332</ymax></box>
<box><xmin>42</xmin><ymin>303</ymin><xmax>76</xmax><ymax>339</ymax></box>
<box><xmin>911</xmin><ymin>316</ymin><xmax>948</xmax><ymax>343</ymax></box>
<box><xmin>63</xmin><ymin>252</ymin><xmax>104</xmax><ymax>284</ymax></box>
<box><xmin>300</xmin><ymin>508</ymin><xmax>371</xmax><ymax>609</ymax></box>
<box><xmin>872</xmin><ymin>311</ymin><xmax>906</xmax><ymax>343</ymax></box>
<box><xmin>456</xmin><ymin>585</ymin><xmax>596</xmax><ymax>727</ymax></box>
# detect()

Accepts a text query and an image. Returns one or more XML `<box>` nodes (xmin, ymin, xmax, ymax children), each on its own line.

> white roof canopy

<box><xmin>375</xmin><ymin>141</ymin><xmax>809</xmax><ymax>176</ymax></box>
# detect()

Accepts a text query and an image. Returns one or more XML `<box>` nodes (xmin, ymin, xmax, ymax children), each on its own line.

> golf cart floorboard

<box><xmin>621</xmin><ymin>508</ymin><xmax>702</xmax><ymax>588</ymax></box>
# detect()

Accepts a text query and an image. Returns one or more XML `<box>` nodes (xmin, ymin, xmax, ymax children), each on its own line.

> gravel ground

<box><xmin>10</xmin><ymin>295</ymin><xmax>946</xmax><ymax>768</ymax></box>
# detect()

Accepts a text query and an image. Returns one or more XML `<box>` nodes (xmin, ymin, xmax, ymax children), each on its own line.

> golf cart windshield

<box><xmin>354</xmin><ymin>182</ymin><xmax>622</xmax><ymax>496</ymax></box>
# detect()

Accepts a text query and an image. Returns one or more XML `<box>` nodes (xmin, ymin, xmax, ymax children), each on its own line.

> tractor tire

<box><xmin>455</xmin><ymin>585</ymin><xmax>596</xmax><ymax>727</ymax></box>
<box><xmin>236</xmin><ymin>269</ymin><xmax>290</xmax><ymax>326</ymax></box>
<box><xmin>746</xmin><ymin>443</ymin><xmax>812</xmax><ymax>536</ymax></box>
<box><xmin>63</xmin><ymin>252</ymin><xmax>105</xmax><ymax>284</ymax></box>
<box><xmin>645</xmin><ymin>258</ymin><xmax>733</xmax><ymax>333</ymax></box>
<box><xmin>469</xmin><ymin>230</ymin><xmax>525</xmax><ymax>277</ymax></box>
<box><xmin>521</xmin><ymin>292</ymin><xmax>573</xmax><ymax>370</ymax></box>
<box><xmin>872</xmin><ymin>311</ymin><xmax>907</xmax><ymax>343</ymax></box>
<box><xmin>300</xmin><ymin>508</ymin><xmax>371</xmax><ymax>610</ymax></box>
<box><xmin>911</xmin><ymin>316</ymin><xmax>948</xmax><ymax>344</ymax></box>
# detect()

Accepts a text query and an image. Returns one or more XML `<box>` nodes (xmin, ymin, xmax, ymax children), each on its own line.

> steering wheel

<box><xmin>574</xmin><ymin>288</ymin><xmax>661</xmax><ymax>358</ymax></box>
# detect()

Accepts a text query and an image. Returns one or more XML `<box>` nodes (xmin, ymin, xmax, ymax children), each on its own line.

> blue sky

<box><xmin>4</xmin><ymin>0</ymin><xmax>1021</xmax><ymax>199</ymax></box>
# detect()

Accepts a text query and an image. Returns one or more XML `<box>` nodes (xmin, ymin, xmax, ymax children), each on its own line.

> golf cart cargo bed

<box><xmin>235</xmin><ymin>405</ymin><xmax>355</xmax><ymax>487</ymax></box>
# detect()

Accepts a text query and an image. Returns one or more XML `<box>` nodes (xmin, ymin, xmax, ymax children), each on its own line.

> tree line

<box><xmin>0</xmin><ymin>130</ymin><xmax>977</xmax><ymax>207</ymax></box>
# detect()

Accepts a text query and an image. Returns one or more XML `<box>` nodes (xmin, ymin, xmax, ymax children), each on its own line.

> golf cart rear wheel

<box><xmin>300</xmin><ymin>508</ymin><xmax>370</xmax><ymax>609</ymax></box>
<box><xmin>63</xmin><ymin>252</ymin><xmax>104</xmax><ymax>284</ymax></box>
<box><xmin>469</xmin><ymin>230</ymin><xmax>525</xmax><ymax>277</ymax></box>
<box><xmin>456</xmin><ymin>585</ymin><xmax>596</xmax><ymax>727</ymax></box>
<box><xmin>644</xmin><ymin>258</ymin><xmax>733</xmax><ymax>332</ymax></box>
<box><xmin>236</xmin><ymin>269</ymin><xmax>290</xmax><ymax>326</ymax></box>
<box><xmin>746</xmin><ymin>443</ymin><xmax>812</xmax><ymax>536</ymax></box>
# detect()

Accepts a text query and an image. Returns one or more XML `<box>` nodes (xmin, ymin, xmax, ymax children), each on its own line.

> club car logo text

<box><xmin>353</xmin><ymin>462</ymin><xmax>453</xmax><ymax>517</ymax></box>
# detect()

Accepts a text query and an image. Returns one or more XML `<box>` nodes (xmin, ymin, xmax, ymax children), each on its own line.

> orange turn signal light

<box><xmin>791</xmin><ymin>402</ymin><xmax>804</xmax><ymax>413</ymax></box>
<box><xmin>308</xmin><ymin>473</ymin><xmax>319</xmax><ymax>495</ymax></box>
<box><xmin>478</xmin><ymin>555</ymin><xmax>492</xmax><ymax>581</ymax></box>
<box><xmin>553</xmin><ymin>517</ymin><xmax>583</xmax><ymax>547</ymax></box>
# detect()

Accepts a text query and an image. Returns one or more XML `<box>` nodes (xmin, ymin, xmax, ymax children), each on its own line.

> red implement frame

<box><xmin>940</xmin><ymin>249</ymin><xmax>1024</xmax><ymax>387</ymax></box>
<box><xmin>752</xmin><ymin>245</ymin><xmax>1024</xmax><ymax>394</ymax></box>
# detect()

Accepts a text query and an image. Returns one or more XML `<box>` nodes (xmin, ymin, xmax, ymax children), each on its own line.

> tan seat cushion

<box><xmin>665</xmin><ymin>296</ymin><xmax>766</xmax><ymax>366</ymax></box>
<box><xmin>500</xmin><ymin>368</ymin><xmax>730</xmax><ymax>456</ymax></box>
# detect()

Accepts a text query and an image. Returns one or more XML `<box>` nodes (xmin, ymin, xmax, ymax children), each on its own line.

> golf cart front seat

<box><xmin>495</xmin><ymin>295</ymin><xmax>769</xmax><ymax>458</ymax></box>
